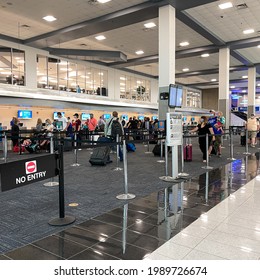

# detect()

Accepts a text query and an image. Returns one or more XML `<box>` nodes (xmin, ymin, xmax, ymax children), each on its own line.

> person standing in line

<box><xmin>245</xmin><ymin>113</ymin><xmax>259</xmax><ymax>147</ymax></box>
<box><xmin>86</xmin><ymin>113</ymin><xmax>98</xmax><ymax>132</ymax></box>
<box><xmin>11</xmin><ymin>117</ymin><xmax>20</xmax><ymax>148</ymax></box>
<box><xmin>57</xmin><ymin>112</ymin><xmax>69</xmax><ymax>131</ymax></box>
<box><xmin>35</xmin><ymin>118</ymin><xmax>43</xmax><ymax>132</ymax></box>
<box><xmin>73</xmin><ymin>113</ymin><xmax>82</xmax><ymax>146</ymax></box>
<box><xmin>190</xmin><ymin>116</ymin><xmax>215</xmax><ymax>162</ymax></box>
<box><xmin>97</xmin><ymin>116</ymin><xmax>106</xmax><ymax>132</ymax></box>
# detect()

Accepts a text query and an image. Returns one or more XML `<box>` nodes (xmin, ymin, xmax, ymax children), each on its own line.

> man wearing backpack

<box><xmin>105</xmin><ymin>111</ymin><xmax>124</xmax><ymax>161</ymax></box>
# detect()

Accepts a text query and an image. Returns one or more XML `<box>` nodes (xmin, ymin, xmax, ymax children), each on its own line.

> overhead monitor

<box><xmin>168</xmin><ymin>84</ymin><xmax>183</xmax><ymax>108</ymax></box>
<box><xmin>152</xmin><ymin>116</ymin><xmax>158</xmax><ymax>121</ymax></box>
<box><xmin>103</xmin><ymin>114</ymin><xmax>111</xmax><ymax>120</ymax></box>
<box><xmin>53</xmin><ymin>112</ymin><xmax>65</xmax><ymax>119</ymax></box>
<box><xmin>17</xmin><ymin>110</ymin><xmax>32</xmax><ymax>119</ymax></box>
<box><xmin>81</xmin><ymin>113</ymin><xmax>90</xmax><ymax>121</ymax></box>
<box><xmin>121</xmin><ymin>114</ymin><xmax>129</xmax><ymax>121</ymax></box>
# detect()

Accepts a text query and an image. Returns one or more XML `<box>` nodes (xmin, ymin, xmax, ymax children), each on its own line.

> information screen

<box><xmin>17</xmin><ymin>110</ymin><xmax>32</xmax><ymax>119</ymax></box>
<box><xmin>81</xmin><ymin>113</ymin><xmax>90</xmax><ymax>121</ymax></box>
<box><xmin>103</xmin><ymin>114</ymin><xmax>111</xmax><ymax>120</ymax></box>
<box><xmin>138</xmin><ymin>116</ymin><xmax>144</xmax><ymax>121</ymax></box>
<box><xmin>168</xmin><ymin>84</ymin><xmax>183</xmax><ymax>108</ymax></box>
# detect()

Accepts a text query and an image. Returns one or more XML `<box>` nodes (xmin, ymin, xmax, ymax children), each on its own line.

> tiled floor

<box><xmin>1</xmin><ymin>154</ymin><xmax>260</xmax><ymax>260</ymax></box>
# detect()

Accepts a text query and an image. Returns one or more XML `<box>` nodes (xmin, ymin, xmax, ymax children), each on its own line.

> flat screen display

<box><xmin>168</xmin><ymin>84</ymin><xmax>183</xmax><ymax>108</ymax></box>
<box><xmin>152</xmin><ymin>116</ymin><xmax>158</xmax><ymax>121</ymax></box>
<box><xmin>81</xmin><ymin>113</ymin><xmax>90</xmax><ymax>121</ymax></box>
<box><xmin>138</xmin><ymin>116</ymin><xmax>144</xmax><ymax>121</ymax></box>
<box><xmin>53</xmin><ymin>112</ymin><xmax>65</xmax><ymax>119</ymax></box>
<box><xmin>121</xmin><ymin>114</ymin><xmax>128</xmax><ymax>121</ymax></box>
<box><xmin>103</xmin><ymin>114</ymin><xmax>111</xmax><ymax>120</ymax></box>
<box><xmin>18</xmin><ymin>110</ymin><xmax>32</xmax><ymax>119</ymax></box>
<box><xmin>158</xmin><ymin>120</ymin><xmax>165</xmax><ymax>131</ymax></box>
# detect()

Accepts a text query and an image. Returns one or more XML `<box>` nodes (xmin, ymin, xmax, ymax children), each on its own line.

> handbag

<box><xmin>13</xmin><ymin>144</ymin><xmax>25</xmax><ymax>153</ymax></box>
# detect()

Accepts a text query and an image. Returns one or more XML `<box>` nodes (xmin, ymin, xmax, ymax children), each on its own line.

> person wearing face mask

<box><xmin>190</xmin><ymin>116</ymin><xmax>215</xmax><ymax>162</ymax></box>
<box><xmin>245</xmin><ymin>113</ymin><xmax>259</xmax><ymax>147</ymax></box>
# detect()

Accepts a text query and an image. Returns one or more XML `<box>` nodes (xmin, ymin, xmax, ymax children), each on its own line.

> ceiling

<box><xmin>0</xmin><ymin>0</ymin><xmax>260</xmax><ymax>93</ymax></box>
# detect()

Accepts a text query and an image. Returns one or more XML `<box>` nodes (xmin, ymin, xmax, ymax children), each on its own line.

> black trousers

<box><xmin>199</xmin><ymin>138</ymin><xmax>210</xmax><ymax>160</ymax></box>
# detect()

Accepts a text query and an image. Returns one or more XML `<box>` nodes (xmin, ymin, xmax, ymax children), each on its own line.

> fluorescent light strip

<box><xmin>95</xmin><ymin>35</ymin><xmax>106</xmax><ymax>40</ymax></box>
<box><xmin>179</xmin><ymin>41</ymin><xmax>189</xmax><ymax>47</ymax></box>
<box><xmin>243</xmin><ymin>29</ymin><xmax>254</xmax><ymax>35</ymax></box>
<box><xmin>144</xmin><ymin>22</ymin><xmax>156</xmax><ymax>28</ymax></box>
<box><xmin>135</xmin><ymin>50</ymin><xmax>144</xmax><ymax>55</ymax></box>
<box><xmin>218</xmin><ymin>2</ymin><xmax>233</xmax><ymax>10</ymax></box>
<box><xmin>43</xmin><ymin>15</ymin><xmax>57</xmax><ymax>22</ymax></box>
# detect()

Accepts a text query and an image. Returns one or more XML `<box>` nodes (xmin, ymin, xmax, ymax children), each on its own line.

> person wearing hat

<box><xmin>245</xmin><ymin>113</ymin><xmax>259</xmax><ymax>147</ymax></box>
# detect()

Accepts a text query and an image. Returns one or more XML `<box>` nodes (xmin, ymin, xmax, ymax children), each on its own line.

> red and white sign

<box><xmin>25</xmin><ymin>160</ymin><xmax>37</xmax><ymax>174</ymax></box>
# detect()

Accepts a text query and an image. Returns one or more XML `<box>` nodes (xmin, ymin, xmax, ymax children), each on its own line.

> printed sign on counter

<box><xmin>166</xmin><ymin>112</ymin><xmax>182</xmax><ymax>146</ymax></box>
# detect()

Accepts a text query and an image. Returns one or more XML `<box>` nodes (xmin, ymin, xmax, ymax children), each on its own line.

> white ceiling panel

<box><xmin>186</xmin><ymin>0</ymin><xmax>260</xmax><ymax>42</ymax></box>
<box><xmin>236</xmin><ymin>46</ymin><xmax>260</xmax><ymax>64</ymax></box>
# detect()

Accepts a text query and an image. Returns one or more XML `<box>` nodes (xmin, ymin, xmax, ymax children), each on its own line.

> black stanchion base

<box><xmin>48</xmin><ymin>216</ymin><xmax>76</xmax><ymax>226</ymax></box>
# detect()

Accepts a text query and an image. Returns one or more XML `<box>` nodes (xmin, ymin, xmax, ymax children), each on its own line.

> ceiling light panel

<box><xmin>135</xmin><ymin>50</ymin><xmax>144</xmax><ymax>55</ymax></box>
<box><xmin>179</xmin><ymin>41</ymin><xmax>189</xmax><ymax>47</ymax></box>
<box><xmin>97</xmin><ymin>0</ymin><xmax>111</xmax><ymax>3</ymax></box>
<box><xmin>243</xmin><ymin>29</ymin><xmax>255</xmax><ymax>34</ymax></box>
<box><xmin>43</xmin><ymin>15</ymin><xmax>57</xmax><ymax>22</ymax></box>
<box><xmin>144</xmin><ymin>22</ymin><xmax>156</xmax><ymax>28</ymax></box>
<box><xmin>218</xmin><ymin>2</ymin><xmax>233</xmax><ymax>10</ymax></box>
<box><xmin>95</xmin><ymin>35</ymin><xmax>106</xmax><ymax>40</ymax></box>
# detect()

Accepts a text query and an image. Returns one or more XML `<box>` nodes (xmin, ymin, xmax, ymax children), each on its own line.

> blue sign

<box><xmin>121</xmin><ymin>114</ymin><xmax>128</xmax><ymax>121</ymax></box>
<box><xmin>158</xmin><ymin>120</ymin><xmax>165</xmax><ymax>131</ymax></box>
<box><xmin>238</xmin><ymin>107</ymin><xmax>247</xmax><ymax>112</ymax></box>
<box><xmin>103</xmin><ymin>114</ymin><xmax>111</xmax><ymax>120</ymax></box>
<box><xmin>18</xmin><ymin>110</ymin><xmax>32</xmax><ymax>119</ymax></box>
<box><xmin>152</xmin><ymin>116</ymin><xmax>158</xmax><ymax>121</ymax></box>
<box><xmin>81</xmin><ymin>113</ymin><xmax>90</xmax><ymax>121</ymax></box>
<box><xmin>138</xmin><ymin>116</ymin><xmax>144</xmax><ymax>121</ymax></box>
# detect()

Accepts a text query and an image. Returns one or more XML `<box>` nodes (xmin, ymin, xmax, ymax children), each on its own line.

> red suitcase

<box><xmin>184</xmin><ymin>144</ymin><xmax>192</xmax><ymax>161</ymax></box>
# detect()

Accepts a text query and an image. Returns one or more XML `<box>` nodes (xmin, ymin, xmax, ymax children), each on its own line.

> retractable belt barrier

<box><xmin>0</xmin><ymin>144</ymin><xmax>76</xmax><ymax>226</ymax></box>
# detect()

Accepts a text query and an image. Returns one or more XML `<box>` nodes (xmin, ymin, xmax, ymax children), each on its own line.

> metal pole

<box><xmin>48</xmin><ymin>144</ymin><xmax>76</xmax><ymax>226</ymax></box>
<box><xmin>113</xmin><ymin>134</ymin><xmax>123</xmax><ymax>171</ymax></box>
<box><xmin>145</xmin><ymin>131</ymin><xmax>152</xmax><ymax>154</ymax></box>
<box><xmin>205</xmin><ymin>171</ymin><xmax>209</xmax><ymax>205</ymax></box>
<box><xmin>44</xmin><ymin>135</ymin><xmax>59</xmax><ymax>186</ymax></box>
<box><xmin>4</xmin><ymin>133</ymin><xmax>7</xmax><ymax>162</ymax></box>
<box><xmin>165</xmin><ymin>141</ymin><xmax>168</xmax><ymax>176</ymax></box>
<box><xmin>116</xmin><ymin>139</ymin><xmax>135</xmax><ymax>200</ymax></box>
<box><xmin>243</xmin><ymin>129</ymin><xmax>251</xmax><ymax>155</ymax></box>
<box><xmin>228</xmin><ymin>129</ymin><xmax>236</xmax><ymax>160</ymax></box>
<box><xmin>71</xmin><ymin>132</ymin><xmax>80</xmax><ymax>166</ymax></box>
<box><xmin>201</xmin><ymin>134</ymin><xmax>213</xmax><ymax>170</ymax></box>
<box><xmin>178</xmin><ymin>138</ymin><xmax>189</xmax><ymax>178</ymax></box>
<box><xmin>157</xmin><ymin>134</ymin><xmax>165</xmax><ymax>163</ymax></box>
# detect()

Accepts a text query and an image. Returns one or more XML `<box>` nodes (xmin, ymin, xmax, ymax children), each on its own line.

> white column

<box><xmin>158</xmin><ymin>5</ymin><xmax>178</xmax><ymax>179</ymax></box>
<box><xmin>248</xmin><ymin>67</ymin><xmax>256</xmax><ymax>116</ymax></box>
<box><xmin>218</xmin><ymin>47</ymin><xmax>230</xmax><ymax>127</ymax></box>
<box><xmin>25</xmin><ymin>48</ymin><xmax>38</xmax><ymax>89</ymax></box>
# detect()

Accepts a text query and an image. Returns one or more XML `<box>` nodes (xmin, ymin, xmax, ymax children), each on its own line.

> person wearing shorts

<box><xmin>246</xmin><ymin>114</ymin><xmax>259</xmax><ymax>147</ymax></box>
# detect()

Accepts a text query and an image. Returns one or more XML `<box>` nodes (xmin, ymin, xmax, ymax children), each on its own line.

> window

<box><xmin>0</xmin><ymin>46</ymin><xmax>25</xmax><ymax>86</ymax></box>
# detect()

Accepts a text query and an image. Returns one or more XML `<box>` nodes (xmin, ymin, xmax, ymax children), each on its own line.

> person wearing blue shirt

<box><xmin>208</xmin><ymin>110</ymin><xmax>224</xmax><ymax>157</ymax></box>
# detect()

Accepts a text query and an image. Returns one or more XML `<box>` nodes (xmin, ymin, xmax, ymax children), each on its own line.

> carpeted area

<box><xmin>0</xmin><ymin>135</ymin><xmax>258</xmax><ymax>254</ymax></box>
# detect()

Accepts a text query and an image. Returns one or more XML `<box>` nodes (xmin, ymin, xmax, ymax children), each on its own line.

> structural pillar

<box><xmin>218</xmin><ymin>47</ymin><xmax>230</xmax><ymax>128</ymax></box>
<box><xmin>158</xmin><ymin>4</ymin><xmax>176</xmax><ymax>120</ymax></box>
<box><xmin>248</xmin><ymin>67</ymin><xmax>256</xmax><ymax>116</ymax></box>
<box><xmin>158</xmin><ymin>5</ymin><xmax>179</xmax><ymax>179</ymax></box>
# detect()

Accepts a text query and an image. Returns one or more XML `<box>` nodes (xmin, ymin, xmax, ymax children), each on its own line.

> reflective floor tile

<box><xmin>130</xmin><ymin>198</ymin><xmax>158</xmax><ymax>210</ymax></box>
<box><xmin>127</xmin><ymin>204</ymin><xmax>157</xmax><ymax>215</ymax></box>
<box><xmin>153</xmin><ymin>242</ymin><xmax>191</xmax><ymax>259</ymax></box>
<box><xmin>128</xmin><ymin>220</ymin><xmax>180</xmax><ymax>241</ymax></box>
<box><xmin>181</xmin><ymin>224</ymin><xmax>213</xmax><ymax>239</ymax></box>
<box><xmin>32</xmin><ymin>235</ymin><xmax>87</xmax><ymax>259</ymax></box>
<box><xmin>91</xmin><ymin>238</ymin><xmax>151</xmax><ymax>260</ymax></box>
<box><xmin>144</xmin><ymin>253</ymin><xmax>173</xmax><ymax>260</ymax></box>
<box><xmin>195</xmin><ymin>239</ymin><xmax>260</xmax><ymax>260</ymax></box>
<box><xmin>169</xmin><ymin>232</ymin><xmax>203</xmax><ymax>249</ymax></box>
<box><xmin>55</xmin><ymin>226</ymin><xmax>106</xmax><ymax>248</ymax></box>
<box><xmin>93</xmin><ymin>213</ymin><xmax>137</xmax><ymax>228</ymax></box>
<box><xmin>107</xmin><ymin>207</ymin><xmax>149</xmax><ymax>220</ymax></box>
<box><xmin>69</xmin><ymin>248</ymin><xmax>120</xmax><ymax>260</ymax></box>
<box><xmin>223</xmin><ymin>216</ymin><xmax>260</xmax><ymax>231</ymax></box>
<box><xmin>77</xmin><ymin>219</ymin><xmax>122</xmax><ymax>236</ymax></box>
<box><xmin>183</xmin><ymin>249</ymin><xmax>226</xmax><ymax>260</ymax></box>
<box><xmin>112</xmin><ymin>229</ymin><xmax>165</xmax><ymax>251</ymax></box>
<box><xmin>5</xmin><ymin>245</ymin><xmax>63</xmax><ymax>260</ymax></box>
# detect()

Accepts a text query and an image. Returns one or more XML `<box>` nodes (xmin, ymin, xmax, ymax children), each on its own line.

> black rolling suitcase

<box><xmin>89</xmin><ymin>146</ymin><xmax>111</xmax><ymax>165</ymax></box>
<box><xmin>241</xmin><ymin>135</ymin><xmax>246</xmax><ymax>146</ymax></box>
<box><xmin>63</xmin><ymin>137</ymin><xmax>73</xmax><ymax>151</ymax></box>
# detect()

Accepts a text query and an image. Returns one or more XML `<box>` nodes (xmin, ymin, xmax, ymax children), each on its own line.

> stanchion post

<box><xmin>113</xmin><ymin>134</ymin><xmax>123</xmax><ymax>171</ymax></box>
<box><xmin>227</xmin><ymin>129</ymin><xmax>236</xmax><ymax>161</ymax></box>
<box><xmin>145</xmin><ymin>132</ymin><xmax>152</xmax><ymax>154</ymax></box>
<box><xmin>157</xmin><ymin>134</ymin><xmax>165</xmax><ymax>163</ymax></box>
<box><xmin>49</xmin><ymin>144</ymin><xmax>76</xmax><ymax>226</ymax></box>
<box><xmin>116</xmin><ymin>139</ymin><xmax>135</xmax><ymax>200</ymax></box>
<box><xmin>71</xmin><ymin>132</ymin><xmax>80</xmax><ymax>167</ymax></box>
<box><xmin>178</xmin><ymin>135</ymin><xmax>189</xmax><ymax>178</ymax></box>
<box><xmin>3</xmin><ymin>133</ymin><xmax>7</xmax><ymax>163</ymax></box>
<box><xmin>243</xmin><ymin>129</ymin><xmax>251</xmax><ymax>155</ymax></box>
<box><xmin>201</xmin><ymin>134</ymin><xmax>213</xmax><ymax>170</ymax></box>
<box><xmin>44</xmin><ymin>135</ymin><xmax>59</xmax><ymax>186</ymax></box>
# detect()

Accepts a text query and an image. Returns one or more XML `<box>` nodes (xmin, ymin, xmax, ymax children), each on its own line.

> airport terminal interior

<box><xmin>0</xmin><ymin>0</ymin><xmax>260</xmax><ymax>260</ymax></box>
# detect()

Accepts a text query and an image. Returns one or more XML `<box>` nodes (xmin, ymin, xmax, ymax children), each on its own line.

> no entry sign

<box><xmin>0</xmin><ymin>154</ymin><xmax>58</xmax><ymax>192</ymax></box>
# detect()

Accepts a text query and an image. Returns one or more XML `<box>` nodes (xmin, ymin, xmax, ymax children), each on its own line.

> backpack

<box><xmin>111</xmin><ymin>119</ymin><xmax>123</xmax><ymax>139</ymax></box>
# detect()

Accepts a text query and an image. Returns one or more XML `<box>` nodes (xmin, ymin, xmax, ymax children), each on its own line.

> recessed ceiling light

<box><xmin>218</xmin><ymin>2</ymin><xmax>233</xmax><ymax>10</ymax></box>
<box><xmin>43</xmin><ymin>15</ymin><xmax>57</xmax><ymax>22</ymax></box>
<box><xmin>179</xmin><ymin>41</ymin><xmax>189</xmax><ymax>47</ymax></box>
<box><xmin>243</xmin><ymin>29</ymin><xmax>255</xmax><ymax>34</ymax></box>
<box><xmin>201</xmin><ymin>53</ymin><xmax>210</xmax><ymax>58</ymax></box>
<box><xmin>242</xmin><ymin>75</ymin><xmax>248</xmax><ymax>79</ymax></box>
<box><xmin>95</xmin><ymin>35</ymin><xmax>106</xmax><ymax>40</ymax></box>
<box><xmin>144</xmin><ymin>22</ymin><xmax>156</xmax><ymax>28</ymax></box>
<box><xmin>211</xmin><ymin>78</ymin><xmax>217</xmax><ymax>82</ymax></box>
<box><xmin>257</xmin><ymin>45</ymin><xmax>260</xmax><ymax>48</ymax></box>
<box><xmin>257</xmin><ymin>84</ymin><xmax>260</xmax><ymax>87</ymax></box>
<box><xmin>135</xmin><ymin>50</ymin><xmax>144</xmax><ymax>55</ymax></box>
<box><xmin>182</xmin><ymin>68</ymin><xmax>189</xmax><ymax>72</ymax></box>
<box><xmin>97</xmin><ymin>0</ymin><xmax>111</xmax><ymax>3</ymax></box>
<box><xmin>230</xmin><ymin>86</ymin><xmax>236</xmax><ymax>89</ymax></box>
<box><xmin>242</xmin><ymin>90</ymin><xmax>247</xmax><ymax>93</ymax></box>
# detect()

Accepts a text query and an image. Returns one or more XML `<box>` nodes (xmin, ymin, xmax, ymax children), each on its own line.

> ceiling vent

<box><xmin>235</xmin><ymin>3</ymin><xmax>248</xmax><ymax>10</ymax></box>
